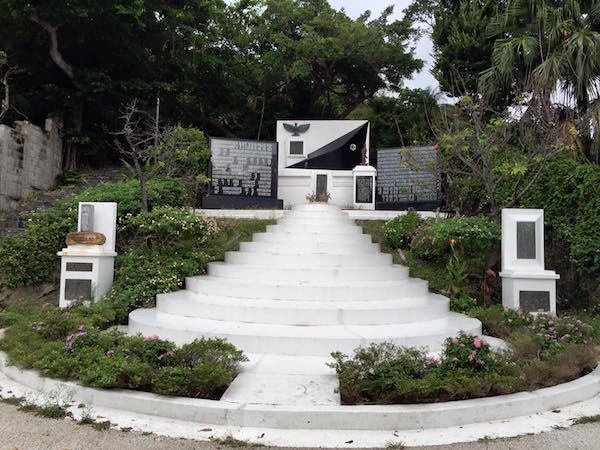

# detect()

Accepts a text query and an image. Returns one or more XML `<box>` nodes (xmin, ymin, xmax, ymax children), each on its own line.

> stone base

<box><xmin>202</xmin><ymin>195</ymin><xmax>283</xmax><ymax>209</ymax></box>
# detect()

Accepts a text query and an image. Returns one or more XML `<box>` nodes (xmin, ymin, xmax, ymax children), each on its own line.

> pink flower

<box><xmin>158</xmin><ymin>354</ymin><xmax>164</xmax><ymax>360</ymax></box>
<box><xmin>468</xmin><ymin>351</ymin><xmax>475</xmax><ymax>361</ymax></box>
<box><xmin>482</xmin><ymin>339</ymin><xmax>488</xmax><ymax>347</ymax></box>
<box><xmin>78</xmin><ymin>324</ymin><xmax>85</xmax><ymax>331</ymax></box>
<box><xmin>106</xmin><ymin>350</ymin><xmax>114</xmax><ymax>357</ymax></box>
<box><xmin>166</xmin><ymin>351</ymin><xmax>175</xmax><ymax>357</ymax></box>
<box><xmin>451</xmin><ymin>337</ymin><xmax>459</xmax><ymax>344</ymax></box>
<box><xmin>474</xmin><ymin>338</ymin><xmax>481</xmax><ymax>348</ymax></box>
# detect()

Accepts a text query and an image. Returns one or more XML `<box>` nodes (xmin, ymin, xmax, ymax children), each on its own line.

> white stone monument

<box><xmin>500</xmin><ymin>208</ymin><xmax>559</xmax><ymax>314</ymax></box>
<box><xmin>58</xmin><ymin>202</ymin><xmax>117</xmax><ymax>308</ymax></box>
<box><xmin>352</xmin><ymin>165</ymin><xmax>377</xmax><ymax>210</ymax></box>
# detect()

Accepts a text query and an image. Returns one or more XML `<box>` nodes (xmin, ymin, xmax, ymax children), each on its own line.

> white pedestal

<box><xmin>58</xmin><ymin>245</ymin><xmax>117</xmax><ymax>308</ymax></box>
<box><xmin>58</xmin><ymin>202</ymin><xmax>118</xmax><ymax>308</ymax></box>
<box><xmin>500</xmin><ymin>209</ymin><xmax>559</xmax><ymax>314</ymax></box>
<box><xmin>352</xmin><ymin>165</ymin><xmax>376</xmax><ymax>210</ymax></box>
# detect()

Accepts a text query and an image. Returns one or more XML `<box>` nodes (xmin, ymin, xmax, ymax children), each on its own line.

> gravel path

<box><xmin>0</xmin><ymin>401</ymin><xmax>598</xmax><ymax>450</ymax></box>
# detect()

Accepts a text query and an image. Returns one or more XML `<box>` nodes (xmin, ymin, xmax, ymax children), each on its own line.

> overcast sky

<box><xmin>328</xmin><ymin>0</ymin><xmax>436</xmax><ymax>91</ymax></box>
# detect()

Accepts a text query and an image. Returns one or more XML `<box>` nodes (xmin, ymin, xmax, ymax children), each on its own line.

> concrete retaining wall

<box><xmin>0</xmin><ymin>118</ymin><xmax>62</xmax><ymax>211</ymax></box>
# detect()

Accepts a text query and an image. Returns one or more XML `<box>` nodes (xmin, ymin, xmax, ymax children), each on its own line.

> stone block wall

<box><xmin>0</xmin><ymin>118</ymin><xmax>62</xmax><ymax>211</ymax></box>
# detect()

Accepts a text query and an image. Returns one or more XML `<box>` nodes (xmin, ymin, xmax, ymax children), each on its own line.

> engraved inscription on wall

<box><xmin>517</xmin><ymin>221</ymin><xmax>536</xmax><ymax>259</ymax></box>
<box><xmin>356</xmin><ymin>176</ymin><xmax>373</xmax><ymax>203</ymax></box>
<box><xmin>376</xmin><ymin>147</ymin><xmax>440</xmax><ymax>203</ymax></box>
<box><xmin>210</xmin><ymin>138</ymin><xmax>277</xmax><ymax>198</ymax></box>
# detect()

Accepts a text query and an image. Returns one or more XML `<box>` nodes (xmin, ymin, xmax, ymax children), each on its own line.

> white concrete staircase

<box><xmin>128</xmin><ymin>203</ymin><xmax>481</xmax><ymax>404</ymax></box>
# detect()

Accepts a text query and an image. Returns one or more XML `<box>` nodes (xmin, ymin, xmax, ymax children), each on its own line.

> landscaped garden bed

<box><xmin>349</xmin><ymin>211</ymin><xmax>600</xmax><ymax>405</ymax></box>
<box><xmin>0</xmin><ymin>178</ymin><xmax>274</xmax><ymax>399</ymax></box>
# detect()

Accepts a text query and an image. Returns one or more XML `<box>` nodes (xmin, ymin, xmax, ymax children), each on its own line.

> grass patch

<box><xmin>19</xmin><ymin>402</ymin><xmax>67</xmax><ymax>419</ymax></box>
<box><xmin>573</xmin><ymin>415</ymin><xmax>600</xmax><ymax>425</ymax></box>
<box><xmin>210</xmin><ymin>435</ymin><xmax>264</xmax><ymax>447</ymax></box>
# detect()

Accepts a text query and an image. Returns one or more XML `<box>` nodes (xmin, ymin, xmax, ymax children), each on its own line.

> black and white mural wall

<box><xmin>276</xmin><ymin>120</ymin><xmax>370</xmax><ymax>207</ymax></box>
<box><xmin>376</xmin><ymin>146</ymin><xmax>441</xmax><ymax>210</ymax></box>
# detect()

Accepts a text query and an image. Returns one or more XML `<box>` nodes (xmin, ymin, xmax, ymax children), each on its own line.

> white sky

<box><xmin>328</xmin><ymin>0</ymin><xmax>437</xmax><ymax>91</ymax></box>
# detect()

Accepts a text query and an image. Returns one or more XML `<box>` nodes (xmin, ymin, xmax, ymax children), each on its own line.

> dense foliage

<box><xmin>383</xmin><ymin>210</ymin><xmax>423</xmax><ymax>249</ymax></box>
<box><xmin>0</xmin><ymin>178</ymin><xmax>278</xmax><ymax>399</ymax></box>
<box><xmin>330</xmin><ymin>310</ymin><xmax>598</xmax><ymax>404</ymax></box>
<box><xmin>0</xmin><ymin>0</ymin><xmax>423</xmax><ymax>165</ymax></box>
<box><xmin>0</xmin><ymin>179</ymin><xmax>187</xmax><ymax>288</ymax></box>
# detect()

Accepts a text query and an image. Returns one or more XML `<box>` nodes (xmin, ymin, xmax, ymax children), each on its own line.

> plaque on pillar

<box><xmin>500</xmin><ymin>209</ymin><xmax>559</xmax><ymax>314</ymax></box>
<box><xmin>58</xmin><ymin>202</ymin><xmax>118</xmax><ymax>308</ymax></box>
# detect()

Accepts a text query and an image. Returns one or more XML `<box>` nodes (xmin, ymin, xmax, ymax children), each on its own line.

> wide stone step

<box><xmin>239</xmin><ymin>241</ymin><xmax>381</xmax><ymax>254</ymax></box>
<box><xmin>156</xmin><ymin>290</ymin><xmax>450</xmax><ymax>325</ymax></box>
<box><xmin>185</xmin><ymin>276</ymin><xmax>429</xmax><ymax>301</ymax></box>
<box><xmin>252</xmin><ymin>231</ymin><xmax>372</xmax><ymax>244</ymax></box>
<box><xmin>206</xmin><ymin>262</ymin><xmax>408</xmax><ymax>282</ymax></box>
<box><xmin>266</xmin><ymin>224</ymin><xmax>362</xmax><ymax>234</ymax></box>
<box><xmin>224</xmin><ymin>251</ymin><xmax>393</xmax><ymax>267</ymax></box>
<box><xmin>128</xmin><ymin>309</ymin><xmax>481</xmax><ymax>355</ymax></box>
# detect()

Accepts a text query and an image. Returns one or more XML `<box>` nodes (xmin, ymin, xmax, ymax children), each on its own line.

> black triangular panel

<box><xmin>287</xmin><ymin>123</ymin><xmax>368</xmax><ymax>170</ymax></box>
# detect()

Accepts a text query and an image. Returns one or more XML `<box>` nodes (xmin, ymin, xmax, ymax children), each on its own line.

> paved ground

<box><xmin>1</xmin><ymin>401</ymin><xmax>599</xmax><ymax>450</ymax></box>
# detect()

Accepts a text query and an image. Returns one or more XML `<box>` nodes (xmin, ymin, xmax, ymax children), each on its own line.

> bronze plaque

<box><xmin>66</xmin><ymin>232</ymin><xmax>106</xmax><ymax>246</ymax></box>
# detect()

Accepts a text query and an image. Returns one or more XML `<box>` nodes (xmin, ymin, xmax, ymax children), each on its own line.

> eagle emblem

<box><xmin>283</xmin><ymin>122</ymin><xmax>310</xmax><ymax>136</ymax></box>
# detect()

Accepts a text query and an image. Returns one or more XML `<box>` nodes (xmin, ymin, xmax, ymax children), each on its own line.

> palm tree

<box><xmin>481</xmin><ymin>0</ymin><xmax>600</xmax><ymax>160</ymax></box>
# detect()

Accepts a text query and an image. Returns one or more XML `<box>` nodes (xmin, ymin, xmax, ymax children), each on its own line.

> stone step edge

<box><xmin>129</xmin><ymin>309</ymin><xmax>479</xmax><ymax>338</ymax></box>
<box><xmin>1</xmin><ymin>350</ymin><xmax>598</xmax><ymax>431</ymax></box>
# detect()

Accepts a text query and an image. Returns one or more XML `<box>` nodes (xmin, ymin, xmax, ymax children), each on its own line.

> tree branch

<box><xmin>30</xmin><ymin>14</ymin><xmax>74</xmax><ymax>80</ymax></box>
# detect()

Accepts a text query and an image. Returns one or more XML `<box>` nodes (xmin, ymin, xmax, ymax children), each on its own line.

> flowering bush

<box><xmin>384</xmin><ymin>210</ymin><xmax>422</xmax><ymax>249</ymax></box>
<box><xmin>119</xmin><ymin>206</ymin><xmax>218</xmax><ymax>246</ymax></box>
<box><xmin>442</xmin><ymin>332</ymin><xmax>494</xmax><ymax>372</ymax></box>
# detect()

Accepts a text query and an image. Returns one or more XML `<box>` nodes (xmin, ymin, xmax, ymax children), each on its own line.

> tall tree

<box><xmin>407</xmin><ymin>0</ymin><xmax>503</xmax><ymax>98</ymax></box>
<box><xmin>481</xmin><ymin>0</ymin><xmax>600</xmax><ymax>160</ymax></box>
<box><xmin>225</xmin><ymin>0</ymin><xmax>423</xmax><ymax>136</ymax></box>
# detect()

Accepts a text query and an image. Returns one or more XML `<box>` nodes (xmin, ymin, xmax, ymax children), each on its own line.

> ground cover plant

<box><xmin>0</xmin><ymin>178</ymin><xmax>274</xmax><ymax>399</ymax></box>
<box><xmin>331</xmin><ymin>310</ymin><xmax>598</xmax><ymax>404</ymax></box>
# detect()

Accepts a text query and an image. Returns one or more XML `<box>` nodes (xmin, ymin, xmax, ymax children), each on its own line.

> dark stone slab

<box><xmin>520</xmin><ymin>290</ymin><xmax>550</xmax><ymax>312</ymax></box>
<box><xmin>517</xmin><ymin>221</ymin><xmax>536</xmax><ymax>259</ymax></box>
<box><xmin>65</xmin><ymin>279</ymin><xmax>92</xmax><ymax>302</ymax></box>
<box><xmin>355</xmin><ymin>176</ymin><xmax>373</xmax><ymax>203</ymax></box>
<box><xmin>375</xmin><ymin>146</ymin><xmax>441</xmax><ymax>210</ymax></box>
<box><xmin>201</xmin><ymin>195</ymin><xmax>283</xmax><ymax>210</ymax></box>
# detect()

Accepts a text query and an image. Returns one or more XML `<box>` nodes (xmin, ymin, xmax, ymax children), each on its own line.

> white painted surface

<box><xmin>1</xmin><ymin>350</ymin><xmax>600</xmax><ymax>447</ymax></box>
<box><xmin>500</xmin><ymin>208</ymin><xmax>559</xmax><ymax>313</ymax></box>
<box><xmin>58</xmin><ymin>202</ymin><xmax>118</xmax><ymax>308</ymax></box>
<box><xmin>197</xmin><ymin>208</ymin><xmax>443</xmax><ymax>220</ymax></box>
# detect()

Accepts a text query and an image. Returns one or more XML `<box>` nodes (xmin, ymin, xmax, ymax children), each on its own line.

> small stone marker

<box><xmin>499</xmin><ymin>208</ymin><xmax>559</xmax><ymax>314</ymax></box>
<box><xmin>58</xmin><ymin>202</ymin><xmax>117</xmax><ymax>308</ymax></box>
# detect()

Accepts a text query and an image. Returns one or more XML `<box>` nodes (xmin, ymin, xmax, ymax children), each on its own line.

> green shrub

<box><xmin>153</xmin><ymin>366</ymin><xmax>192</xmax><ymax>396</ymax></box>
<box><xmin>411</xmin><ymin>216</ymin><xmax>500</xmax><ymax>269</ymax></box>
<box><xmin>449</xmin><ymin>295</ymin><xmax>478</xmax><ymax>313</ymax></box>
<box><xmin>441</xmin><ymin>332</ymin><xmax>494</xmax><ymax>372</ymax></box>
<box><xmin>0</xmin><ymin>178</ymin><xmax>187</xmax><ymax>288</ymax></box>
<box><xmin>384</xmin><ymin>210</ymin><xmax>422</xmax><ymax>248</ymax></box>
<box><xmin>524</xmin><ymin>155</ymin><xmax>600</xmax><ymax>277</ymax></box>
<box><xmin>119</xmin><ymin>206</ymin><xmax>218</xmax><ymax>246</ymax></box>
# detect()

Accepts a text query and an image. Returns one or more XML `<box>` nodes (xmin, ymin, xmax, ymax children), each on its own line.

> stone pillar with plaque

<box><xmin>58</xmin><ymin>202</ymin><xmax>117</xmax><ymax>308</ymax></box>
<box><xmin>352</xmin><ymin>165</ymin><xmax>377</xmax><ymax>210</ymax></box>
<box><xmin>500</xmin><ymin>208</ymin><xmax>559</xmax><ymax>314</ymax></box>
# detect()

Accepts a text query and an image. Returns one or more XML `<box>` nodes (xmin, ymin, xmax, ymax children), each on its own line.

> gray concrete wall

<box><xmin>0</xmin><ymin>118</ymin><xmax>62</xmax><ymax>212</ymax></box>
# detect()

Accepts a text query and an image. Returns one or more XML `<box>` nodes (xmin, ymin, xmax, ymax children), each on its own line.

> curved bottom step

<box><xmin>128</xmin><ymin>309</ymin><xmax>482</xmax><ymax>356</ymax></box>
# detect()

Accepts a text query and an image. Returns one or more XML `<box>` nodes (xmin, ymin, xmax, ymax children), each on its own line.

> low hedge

<box><xmin>331</xmin><ymin>310</ymin><xmax>598</xmax><ymax>404</ymax></box>
<box><xmin>410</xmin><ymin>216</ymin><xmax>500</xmax><ymax>266</ymax></box>
<box><xmin>0</xmin><ymin>317</ymin><xmax>246</xmax><ymax>399</ymax></box>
